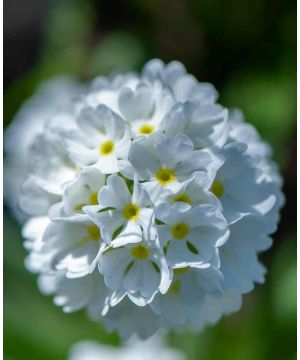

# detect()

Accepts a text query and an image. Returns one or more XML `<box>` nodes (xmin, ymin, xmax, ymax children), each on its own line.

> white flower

<box><xmin>25</xmin><ymin>215</ymin><xmax>99</xmax><ymax>281</ymax></box>
<box><xmin>65</xmin><ymin>105</ymin><xmax>131</xmax><ymax>174</ymax></box>
<box><xmin>118</xmin><ymin>81</ymin><xmax>175</xmax><ymax>137</ymax></box>
<box><xmin>102</xmin><ymin>298</ymin><xmax>161</xmax><ymax>340</ymax></box>
<box><xmin>19</xmin><ymin>129</ymin><xmax>77</xmax><ymax>216</ymax></box>
<box><xmin>208</xmin><ymin>142</ymin><xmax>278</xmax><ymax>224</ymax></box>
<box><xmin>156</xmin><ymin>202</ymin><xmax>229</xmax><ymax>267</ymax></box>
<box><xmin>159</xmin><ymin>171</ymin><xmax>220</xmax><ymax>208</ymax></box>
<box><xmin>40</xmin><ymin>218</ymin><xmax>103</xmax><ymax>278</ymax></box>
<box><xmin>4</xmin><ymin>59</ymin><xmax>284</xmax><ymax>340</ymax></box>
<box><xmin>161</xmin><ymin>101</ymin><xmax>228</xmax><ymax>149</ymax></box>
<box><xmin>227</xmin><ymin>109</ymin><xmax>285</xmax><ymax>230</ymax></box>
<box><xmin>38</xmin><ymin>269</ymin><xmax>111</xmax><ymax>316</ymax></box>
<box><xmin>188</xmin><ymin>214</ymin><xmax>273</xmax><ymax>330</ymax></box>
<box><xmin>129</xmin><ymin>133</ymin><xmax>213</xmax><ymax>203</ymax></box>
<box><xmin>49</xmin><ymin>167</ymin><xmax>106</xmax><ymax>221</ymax></box>
<box><xmin>4</xmin><ymin>76</ymin><xmax>80</xmax><ymax>221</ymax></box>
<box><xmin>219</xmin><ymin>214</ymin><xmax>272</xmax><ymax>295</ymax></box>
<box><xmin>142</xmin><ymin>59</ymin><xmax>218</xmax><ymax>104</ymax></box>
<box><xmin>84</xmin><ymin>174</ymin><xmax>154</xmax><ymax>247</ymax></box>
<box><xmin>100</xmin><ymin>218</ymin><xmax>172</xmax><ymax>306</ymax></box>
<box><xmin>22</xmin><ymin>216</ymin><xmax>52</xmax><ymax>273</ymax></box>
<box><xmin>68</xmin><ymin>334</ymin><xmax>185</xmax><ymax>360</ymax></box>
<box><xmin>150</xmin><ymin>265</ymin><xmax>224</xmax><ymax>327</ymax></box>
<box><xmin>85</xmin><ymin>72</ymin><xmax>139</xmax><ymax>112</ymax></box>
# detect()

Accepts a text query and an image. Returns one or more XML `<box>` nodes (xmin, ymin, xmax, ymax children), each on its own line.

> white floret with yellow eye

<box><xmin>118</xmin><ymin>81</ymin><xmax>175</xmax><ymax>137</ymax></box>
<box><xmin>65</xmin><ymin>105</ymin><xmax>131</xmax><ymax>174</ymax></box>
<box><xmin>155</xmin><ymin>202</ymin><xmax>229</xmax><ymax>268</ymax></box>
<box><xmin>84</xmin><ymin>174</ymin><xmax>155</xmax><ymax>247</ymax></box>
<box><xmin>129</xmin><ymin>133</ymin><xmax>213</xmax><ymax>204</ymax></box>
<box><xmin>99</xmin><ymin>217</ymin><xmax>172</xmax><ymax>307</ymax></box>
<box><xmin>49</xmin><ymin>167</ymin><xmax>106</xmax><ymax>221</ymax></box>
<box><xmin>40</xmin><ymin>218</ymin><xmax>103</xmax><ymax>278</ymax></box>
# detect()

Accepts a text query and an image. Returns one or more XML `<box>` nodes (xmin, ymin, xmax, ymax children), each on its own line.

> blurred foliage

<box><xmin>223</xmin><ymin>68</ymin><xmax>296</xmax><ymax>164</ymax></box>
<box><xmin>4</xmin><ymin>0</ymin><xmax>296</xmax><ymax>359</ymax></box>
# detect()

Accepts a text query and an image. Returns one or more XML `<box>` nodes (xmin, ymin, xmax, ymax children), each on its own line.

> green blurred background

<box><xmin>4</xmin><ymin>0</ymin><xmax>296</xmax><ymax>359</ymax></box>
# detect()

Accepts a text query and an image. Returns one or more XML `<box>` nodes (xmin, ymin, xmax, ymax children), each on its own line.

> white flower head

<box><xmin>68</xmin><ymin>334</ymin><xmax>185</xmax><ymax>360</ymax></box>
<box><xmin>4</xmin><ymin>59</ymin><xmax>284</xmax><ymax>340</ymax></box>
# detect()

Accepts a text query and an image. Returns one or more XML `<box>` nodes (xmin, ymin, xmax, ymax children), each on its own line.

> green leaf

<box><xmin>151</xmin><ymin>261</ymin><xmax>160</xmax><ymax>273</ymax></box>
<box><xmin>186</xmin><ymin>241</ymin><xmax>199</xmax><ymax>254</ymax></box>
<box><xmin>112</xmin><ymin>226</ymin><xmax>123</xmax><ymax>240</ymax></box>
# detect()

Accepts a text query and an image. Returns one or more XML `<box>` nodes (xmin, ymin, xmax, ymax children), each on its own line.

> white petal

<box><xmin>99</xmin><ymin>175</ymin><xmax>131</xmax><ymax>209</ymax></box>
<box><xmin>112</xmin><ymin>221</ymin><xmax>142</xmax><ymax>247</ymax></box>
<box><xmin>118</xmin><ymin>83</ymin><xmax>154</xmax><ymax>120</ymax></box>
<box><xmin>100</xmin><ymin>248</ymin><xmax>131</xmax><ymax>290</ymax></box>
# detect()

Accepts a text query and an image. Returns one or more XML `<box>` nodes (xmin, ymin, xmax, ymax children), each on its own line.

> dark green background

<box><xmin>4</xmin><ymin>0</ymin><xmax>296</xmax><ymax>359</ymax></box>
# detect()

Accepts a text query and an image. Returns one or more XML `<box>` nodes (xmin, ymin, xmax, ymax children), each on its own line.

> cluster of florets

<box><xmin>4</xmin><ymin>59</ymin><xmax>284</xmax><ymax>340</ymax></box>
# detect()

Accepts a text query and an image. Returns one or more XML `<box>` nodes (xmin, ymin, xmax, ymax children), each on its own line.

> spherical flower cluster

<box><xmin>4</xmin><ymin>59</ymin><xmax>284</xmax><ymax>340</ymax></box>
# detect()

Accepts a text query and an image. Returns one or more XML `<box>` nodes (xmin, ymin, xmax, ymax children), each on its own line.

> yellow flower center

<box><xmin>74</xmin><ymin>203</ymin><xmax>84</xmax><ymax>212</ymax></box>
<box><xmin>169</xmin><ymin>280</ymin><xmax>181</xmax><ymax>294</ymax></box>
<box><xmin>74</xmin><ymin>192</ymin><xmax>98</xmax><ymax>212</ymax></box>
<box><xmin>131</xmin><ymin>244</ymin><xmax>149</xmax><ymax>260</ymax></box>
<box><xmin>89</xmin><ymin>192</ymin><xmax>98</xmax><ymax>205</ymax></box>
<box><xmin>87</xmin><ymin>225</ymin><xmax>101</xmax><ymax>241</ymax></box>
<box><xmin>156</xmin><ymin>167</ymin><xmax>176</xmax><ymax>185</ymax></box>
<box><xmin>123</xmin><ymin>203</ymin><xmax>140</xmax><ymax>221</ymax></box>
<box><xmin>173</xmin><ymin>193</ymin><xmax>191</xmax><ymax>204</ymax></box>
<box><xmin>139</xmin><ymin>124</ymin><xmax>155</xmax><ymax>135</ymax></box>
<box><xmin>171</xmin><ymin>223</ymin><xmax>190</xmax><ymax>239</ymax></box>
<box><xmin>173</xmin><ymin>267</ymin><xmax>189</xmax><ymax>275</ymax></box>
<box><xmin>99</xmin><ymin>140</ymin><xmax>115</xmax><ymax>155</ymax></box>
<box><xmin>211</xmin><ymin>179</ymin><xmax>224</xmax><ymax>198</ymax></box>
